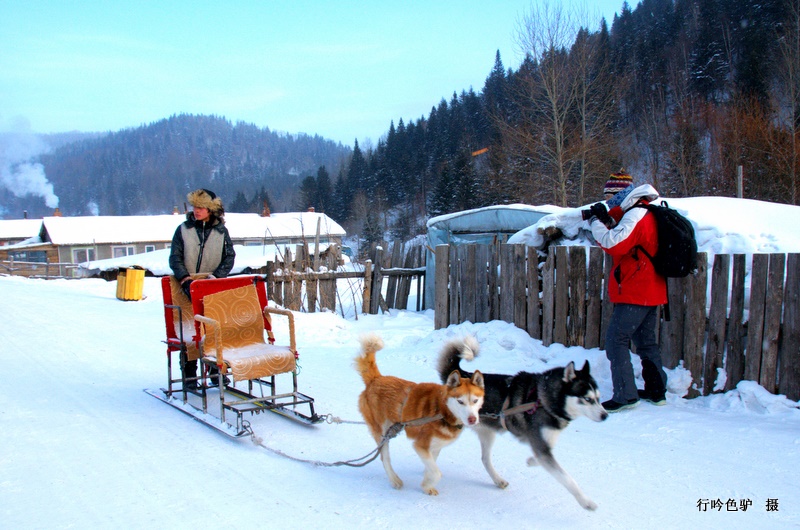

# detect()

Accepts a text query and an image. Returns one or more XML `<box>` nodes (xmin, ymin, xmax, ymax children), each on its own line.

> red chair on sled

<box><xmin>159</xmin><ymin>275</ymin><xmax>201</xmax><ymax>396</ymax></box>
<box><xmin>152</xmin><ymin>275</ymin><xmax>320</xmax><ymax>437</ymax></box>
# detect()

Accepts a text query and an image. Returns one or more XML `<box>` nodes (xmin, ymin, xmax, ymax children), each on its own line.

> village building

<box><xmin>0</xmin><ymin>210</ymin><xmax>345</xmax><ymax>277</ymax></box>
<box><xmin>0</xmin><ymin>218</ymin><xmax>43</xmax><ymax>248</ymax></box>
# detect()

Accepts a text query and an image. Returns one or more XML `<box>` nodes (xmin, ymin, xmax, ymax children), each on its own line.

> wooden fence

<box><xmin>266</xmin><ymin>241</ymin><xmax>425</xmax><ymax>315</ymax></box>
<box><xmin>0</xmin><ymin>260</ymin><xmax>77</xmax><ymax>278</ymax></box>
<box><xmin>367</xmin><ymin>243</ymin><xmax>426</xmax><ymax>314</ymax></box>
<box><xmin>434</xmin><ymin>243</ymin><xmax>800</xmax><ymax>401</ymax></box>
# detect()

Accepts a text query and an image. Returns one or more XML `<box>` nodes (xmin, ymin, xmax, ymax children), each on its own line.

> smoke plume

<box><xmin>0</xmin><ymin>117</ymin><xmax>60</xmax><ymax>208</ymax></box>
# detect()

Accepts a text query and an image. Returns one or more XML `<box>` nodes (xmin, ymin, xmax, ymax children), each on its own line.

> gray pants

<box><xmin>605</xmin><ymin>304</ymin><xmax>667</xmax><ymax>403</ymax></box>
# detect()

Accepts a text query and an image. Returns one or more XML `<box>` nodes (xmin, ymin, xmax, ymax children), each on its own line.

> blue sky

<box><xmin>1</xmin><ymin>1</ymin><xmax>627</xmax><ymax>148</ymax></box>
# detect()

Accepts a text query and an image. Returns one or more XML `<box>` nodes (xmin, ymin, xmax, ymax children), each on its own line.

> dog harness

<box><xmin>497</xmin><ymin>385</ymin><xmax>541</xmax><ymax>431</ymax></box>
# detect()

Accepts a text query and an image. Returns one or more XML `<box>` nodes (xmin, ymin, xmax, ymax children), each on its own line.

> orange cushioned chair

<box><xmin>190</xmin><ymin>275</ymin><xmax>319</xmax><ymax>429</ymax></box>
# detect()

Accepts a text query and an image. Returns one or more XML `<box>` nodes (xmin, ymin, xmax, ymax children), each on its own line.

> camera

<box><xmin>581</xmin><ymin>209</ymin><xmax>593</xmax><ymax>221</ymax></box>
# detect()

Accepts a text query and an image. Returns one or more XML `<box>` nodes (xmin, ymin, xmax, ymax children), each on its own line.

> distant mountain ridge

<box><xmin>1</xmin><ymin>114</ymin><xmax>350</xmax><ymax>219</ymax></box>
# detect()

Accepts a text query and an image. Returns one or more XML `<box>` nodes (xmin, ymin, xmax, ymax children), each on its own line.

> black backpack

<box><xmin>635</xmin><ymin>201</ymin><xmax>698</xmax><ymax>278</ymax></box>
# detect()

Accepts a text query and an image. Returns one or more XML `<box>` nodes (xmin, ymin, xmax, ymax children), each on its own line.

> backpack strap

<box><xmin>632</xmin><ymin>203</ymin><xmax>671</xmax><ymax>321</ymax></box>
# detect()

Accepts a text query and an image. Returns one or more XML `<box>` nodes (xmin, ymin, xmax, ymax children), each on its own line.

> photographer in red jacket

<box><xmin>587</xmin><ymin>173</ymin><xmax>668</xmax><ymax>412</ymax></box>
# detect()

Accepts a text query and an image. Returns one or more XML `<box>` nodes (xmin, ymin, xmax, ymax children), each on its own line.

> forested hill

<box><xmin>10</xmin><ymin>114</ymin><xmax>350</xmax><ymax>218</ymax></box>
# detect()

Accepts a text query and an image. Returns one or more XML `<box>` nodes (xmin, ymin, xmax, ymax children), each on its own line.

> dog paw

<box><xmin>390</xmin><ymin>478</ymin><xmax>403</xmax><ymax>490</ymax></box>
<box><xmin>424</xmin><ymin>487</ymin><xmax>439</xmax><ymax>496</ymax></box>
<box><xmin>494</xmin><ymin>479</ymin><xmax>509</xmax><ymax>489</ymax></box>
<box><xmin>526</xmin><ymin>457</ymin><xmax>540</xmax><ymax>467</ymax></box>
<box><xmin>580</xmin><ymin>498</ymin><xmax>598</xmax><ymax>511</ymax></box>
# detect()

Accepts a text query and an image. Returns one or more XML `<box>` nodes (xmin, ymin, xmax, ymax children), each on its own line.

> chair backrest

<box><xmin>202</xmin><ymin>284</ymin><xmax>266</xmax><ymax>352</ymax></box>
<box><xmin>161</xmin><ymin>276</ymin><xmax>178</xmax><ymax>343</ymax></box>
<box><xmin>190</xmin><ymin>276</ymin><xmax>270</xmax><ymax>344</ymax></box>
<box><xmin>162</xmin><ymin>276</ymin><xmax>203</xmax><ymax>360</ymax></box>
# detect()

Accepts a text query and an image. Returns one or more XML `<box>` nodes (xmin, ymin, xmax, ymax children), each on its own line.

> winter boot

<box><xmin>183</xmin><ymin>360</ymin><xmax>199</xmax><ymax>391</ymax></box>
<box><xmin>206</xmin><ymin>366</ymin><xmax>230</xmax><ymax>388</ymax></box>
<box><xmin>640</xmin><ymin>359</ymin><xmax>666</xmax><ymax>405</ymax></box>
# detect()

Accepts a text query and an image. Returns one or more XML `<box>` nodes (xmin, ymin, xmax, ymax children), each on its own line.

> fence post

<box><xmin>779</xmin><ymin>253</ymin><xmax>800</xmax><ymax>400</ymax></box>
<box><xmin>585</xmin><ymin>247</ymin><xmax>604</xmax><ymax>349</ymax></box>
<box><xmin>567</xmin><ymin>246</ymin><xmax>586</xmax><ymax>347</ymax></box>
<box><xmin>434</xmin><ymin>245</ymin><xmax>450</xmax><ymax>329</ymax></box>
<box><xmin>553</xmin><ymin>247</ymin><xmax>569</xmax><ymax>346</ymax></box>
<box><xmin>462</xmin><ymin>245</ymin><xmax>477</xmax><ymax>323</ymax></box>
<box><xmin>513</xmin><ymin>244</ymin><xmax>526</xmax><ymax>330</ymax></box>
<box><xmin>745</xmin><ymin>254</ymin><xmax>769</xmax><ymax>382</ymax></box>
<box><xmin>362</xmin><ymin>260</ymin><xmax>372</xmax><ymax>314</ymax></box>
<box><xmin>724</xmin><ymin>254</ymin><xmax>747</xmax><ymax>391</ymax></box>
<box><xmin>541</xmin><ymin>247</ymin><xmax>555</xmax><ymax>347</ymax></box>
<box><xmin>526</xmin><ymin>246</ymin><xmax>541</xmax><ymax>339</ymax></box>
<box><xmin>488</xmin><ymin>242</ymin><xmax>500</xmax><ymax>320</ymax></box>
<box><xmin>369</xmin><ymin>247</ymin><xmax>383</xmax><ymax>314</ymax></box>
<box><xmin>684</xmin><ymin>252</ymin><xmax>708</xmax><ymax>397</ymax></box>
<box><xmin>476</xmin><ymin>245</ymin><xmax>490</xmax><ymax>323</ymax></box>
<box><xmin>704</xmin><ymin>254</ymin><xmax>730</xmax><ymax>394</ymax></box>
<box><xmin>449</xmin><ymin>245</ymin><xmax>460</xmax><ymax>325</ymax></box>
<box><xmin>600</xmin><ymin>253</ymin><xmax>613</xmax><ymax>350</ymax></box>
<box><xmin>759</xmin><ymin>253</ymin><xmax>785</xmax><ymax>393</ymax></box>
<box><xmin>385</xmin><ymin>242</ymin><xmax>402</xmax><ymax>308</ymax></box>
<box><xmin>660</xmin><ymin>274</ymin><xmax>687</xmax><ymax>370</ymax></box>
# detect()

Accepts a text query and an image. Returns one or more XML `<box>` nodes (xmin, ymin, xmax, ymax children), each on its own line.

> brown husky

<box><xmin>356</xmin><ymin>333</ymin><xmax>485</xmax><ymax>495</ymax></box>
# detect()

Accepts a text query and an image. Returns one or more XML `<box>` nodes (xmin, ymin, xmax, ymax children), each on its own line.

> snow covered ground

<box><xmin>2</xmin><ymin>195</ymin><xmax>800</xmax><ymax>528</ymax></box>
<box><xmin>1</xmin><ymin>272</ymin><xmax>798</xmax><ymax>529</ymax></box>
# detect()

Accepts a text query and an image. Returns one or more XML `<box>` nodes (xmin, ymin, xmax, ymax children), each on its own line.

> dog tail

<box><xmin>437</xmin><ymin>335</ymin><xmax>479</xmax><ymax>382</ymax></box>
<box><xmin>355</xmin><ymin>333</ymin><xmax>385</xmax><ymax>385</ymax></box>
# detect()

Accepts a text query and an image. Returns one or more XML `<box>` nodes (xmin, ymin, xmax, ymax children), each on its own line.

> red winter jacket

<box><xmin>590</xmin><ymin>184</ymin><xmax>668</xmax><ymax>306</ymax></box>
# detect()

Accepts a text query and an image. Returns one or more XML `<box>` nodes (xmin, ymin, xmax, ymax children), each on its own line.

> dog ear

<box><xmin>563</xmin><ymin>361</ymin><xmax>576</xmax><ymax>382</ymax></box>
<box><xmin>580</xmin><ymin>359</ymin><xmax>591</xmax><ymax>374</ymax></box>
<box><xmin>446</xmin><ymin>370</ymin><xmax>461</xmax><ymax>388</ymax></box>
<box><xmin>471</xmin><ymin>370</ymin><xmax>484</xmax><ymax>389</ymax></box>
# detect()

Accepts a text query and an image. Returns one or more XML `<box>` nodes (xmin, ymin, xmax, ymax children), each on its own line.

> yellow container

<box><xmin>115</xmin><ymin>269</ymin><xmax>127</xmax><ymax>299</ymax></box>
<box><xmin>116</xmin><ymin>267</ymin><xmax>145</xmax><ymax>301</ymax></box>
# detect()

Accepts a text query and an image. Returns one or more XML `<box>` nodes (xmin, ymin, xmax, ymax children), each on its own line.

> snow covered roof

<box><xmin>78</xmin><ymin>242</ymin><xmax>343</xmax><ymax>277</ymax></box>
<box><xmin>37</xmin><ymin>211</ymin><xmax>345</xmax><ymax>246</ymax></box>
<box><xmin>0</xmin><ymin>218</ymin><xmax>43</xmax><ymax>240</ymax></box>
<box><xmin>426</xmin><ymin>204</ymin><xmax>560</xmax><ymax>233</ymax></box>
<box><xmin>223</xmin><ymin>211</ymin><xmax>345</xmax><ymax>241</ymax></box>
<box><xmin>41</xmin><ymin>214</ymin><xmax>180</xmax><ymax>245</ymax></box>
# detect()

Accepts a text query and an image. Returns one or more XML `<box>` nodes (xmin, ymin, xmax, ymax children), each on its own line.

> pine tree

<box><xmin>298</xmin><ymin>175</ymin><xmax>317</xmax><ymax>210</ymax></box>
<box><xmin>315</xmin><ymin>165</ymin><xmax>332</xmax><ymax>213</ymax></box>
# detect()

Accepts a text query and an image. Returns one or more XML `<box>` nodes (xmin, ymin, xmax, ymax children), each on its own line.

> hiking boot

<box><xmin>206</xmin><ymin>374</ymin><xmax>231</xmax><ymax>388</ymax></box>
<box><xmin>638</xmin><ymin>389</ymin><xmax>667</xmax><ymax>406</ymax></box>
<box><xmin>602</xmin><ymin>398</ymin><xmax>639</xmax><ymax>412</ymax></box>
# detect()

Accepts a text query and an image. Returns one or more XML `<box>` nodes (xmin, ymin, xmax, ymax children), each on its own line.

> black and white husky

<box><xmin>438</xmin><ymin>336</ymin><xmax>608</xmax><ymax>511</ymax></box>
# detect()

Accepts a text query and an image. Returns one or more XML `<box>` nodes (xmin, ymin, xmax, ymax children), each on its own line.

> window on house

<box><xmin>73</xmin><ymin>248</ymin><xmax>96</xmax><ymax>263</ymax></box>
<box><xmin>145</xmin><ymin>245</ymin><xmax>155</xmax><ymax>253</ymax></box>
<box><xmin>112</xmin><ymin>246</ymin><xmax>136</xmax><ymax>258</ymax></box>
<box><xmin>9</xmin><ymin>250</ymin><xmax>47</xmax><ymax>263</ymax></box>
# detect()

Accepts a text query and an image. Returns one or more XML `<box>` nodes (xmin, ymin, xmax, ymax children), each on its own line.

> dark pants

<box><xmin>605</xmin><ymin>304</ymin><xmax>667</xmax><ymax>403</ymax></box>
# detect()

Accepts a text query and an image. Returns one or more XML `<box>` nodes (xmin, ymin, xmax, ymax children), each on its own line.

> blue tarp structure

<box><xmin>424</xmin><ymin>204</ymin><xmax>555</xmax><ymax>309</ymax></box>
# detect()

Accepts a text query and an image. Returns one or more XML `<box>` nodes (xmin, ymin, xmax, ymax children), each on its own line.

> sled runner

<box><xmin>148</xmin><ymin>275</ymin><xmax>321</xmax><ymax>437</ymax></box>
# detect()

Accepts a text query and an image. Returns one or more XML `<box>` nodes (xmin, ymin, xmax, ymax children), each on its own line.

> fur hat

<box><xmin>187</xmin><ymin>189</ymin><xmax>223</xmax><ymax>213</ymax></box>
<box><xmin>604</xmin><ymin>170</ymin><xmax>633</xmax><ymax>196</ymax></box>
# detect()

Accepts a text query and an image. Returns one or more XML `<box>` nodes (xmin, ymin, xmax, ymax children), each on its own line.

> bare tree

<box><xmin>570</xmin><ymin>20</ymin><xmax>619</xmax><ymax>204</ymax></box>
<box><xmin>505</xmin><ymin>1</ymin><xmax>617</xmax><ymax>207</ymax></box>
<box><xmin>774</xmin><ymin>0</ymin><xmax>800</xmax><ymax>205</ymax></box>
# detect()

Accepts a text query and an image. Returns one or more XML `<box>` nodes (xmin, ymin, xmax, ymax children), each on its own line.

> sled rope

<box><xmin>320</xmin><ymin>413</ymin><xmax>365</xmax><ymax>425</ymax></box>
<box><xmin>246</xmin><ymin>413</ymin><xmax>446</xmax><ymax>468</ymax></box>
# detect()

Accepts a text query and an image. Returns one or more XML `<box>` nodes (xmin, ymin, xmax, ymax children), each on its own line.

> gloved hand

<box><xmin>589</xmin><ymin>202</ymin><xmax>613</xmax><ymax>227</ymax></box>
<box><xmin>181</xmin><ymin>278</ymin><xmax>193</xmax><ymax>300</ymax></box>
